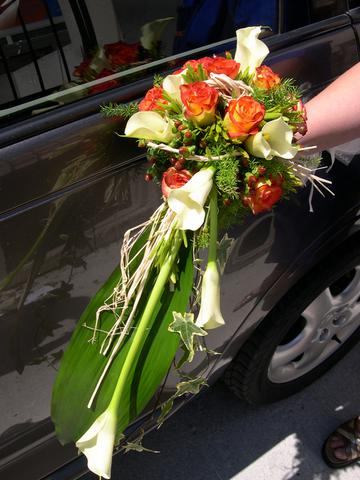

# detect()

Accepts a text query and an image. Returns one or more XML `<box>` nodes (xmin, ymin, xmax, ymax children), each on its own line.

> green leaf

<box><xmin>51</xmin><ymin>234</ymin><xmax>194</xmax><ymax>445</ymax></box>
<box><xmin>157</xmin><ymin>377</ymin><xmax>207</xmax><ymax>427</ymax></box>
<box><xmin>197</xmin><ymin>344</ymin><xmax>221</xmax><ymax>356</ymax></box>
<box><xmin>100</xmin><ymin>102</ymin><xmax>139</xmax><ymax>119</ymax></box>
<box><xmin>217</xmin><ymin>233</ymin><xmax>235</xmax><ymax>274</ymax></box>
<box><xmin>123</xmin><ymin>439</ymin><xmax>159</xmax><ymax>454</ymax></box>
<box><xmin>157</xmin><ymin>399</ymin><xmax>173</xmax><ymax>427</ymax></box>
<box><xmin>168</xmin><ymin>312</ymin><xmax>207</xmax><ymax>362</ymax></box>
<box><xmin>175</xmin><ymin>377</ymin><xmax>207</xmax><ymax>396</ymax></box>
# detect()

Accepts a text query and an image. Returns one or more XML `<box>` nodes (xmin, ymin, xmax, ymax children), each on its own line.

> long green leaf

<box><xmin>51</xmin><ymin>235</ymin><xmax>193</xmax><ymax>444</ymax></box>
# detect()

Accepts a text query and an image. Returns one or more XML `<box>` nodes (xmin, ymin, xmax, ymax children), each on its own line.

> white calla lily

<box><xmin>162</xmin><ymin>71</ymin><xmax>186</xmax><ymax>103</ymax></box>
<box><xmin>234</xmin><ymin>26</ymin><xmax>269</xmax><ymax>73</ymax></box>
<box><xmin>140</xmin><ymin>17</ymin><xmax>173</xmax><ymax>51</ymax></box>
<box><xmin>124</xmin><ymin>111</ymin><xmax>174</xmax><ymax>142</ymax></box>
<box><xmin>245</xmin><ymin>117</ymin><xmax>298</xmax><ymax>160</ymax></box>
<box><xmin>196</xmin><ymin>261</ymin><xmax>225</xmax><ymax>330</ymax></box>
<box><xmin>167</xmin><ymin>167</ymin><xmax>214</xmax><ymax>231</ymax></box>
<box><xmin>76</xmin><ymin>409</ymin><xmax>117</xmax><ymax>480</ymax></box>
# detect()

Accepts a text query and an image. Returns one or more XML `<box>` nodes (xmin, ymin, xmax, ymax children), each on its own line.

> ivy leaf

<box><xmin>175</xmin><ymin>377</ymin><xmax>208</xmax><ymax>396</ymax></box>
<box><xmin>168</xmin><ymin>312</ymin><xmax>207</xmax><ymax>362</ymax></box>
<box><xmin>157</xmin><ymin>399</ymin><xmax>173</xmax><ymax>427</ymax></box>
<box><xmin>175</xmin><ymin>345</ymin><xmax>191</xmax><ymax>369</ymax></box>
<box><xmin>217</xmin><ymin>233</ymin><xmax>235</xmax><ymax>274</ymax></box>
<box><xmin>122</xmin><ymin>438</ymin><xmax>159</xmax><ymax>454</ymax></box>
<box><xmin>157</xmin><ymin>377</ymin><xmax>208</xmax><ymax>427</ymax></box>
<box><xmin>197</xmin><ymin>344</ymin><xmax>221</xmax><ymax>356</ymax></box>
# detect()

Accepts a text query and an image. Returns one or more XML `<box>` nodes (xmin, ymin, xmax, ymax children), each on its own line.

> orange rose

<box><xmin>254</xmin><ymin>65</ymin><xmax>281</xmax><ymax>90</ymax></box>
<box><xmin>180</xmin><ymin>82</ymin><xmax>218</xmax><ymax>126</ymax></box>
<box><xmin>179</xmin><ymin>57</ymin><xmax>240</xmax><ymax>79</ymax></box>
<box><xmin>205</xmin><ymin>56</ymin><xmax>240</xmax><ymax>79</ymax></box>
<box><xmin>243</xmin><ymin>180</ymin><xmax>283</xmax><ymax>214</ymax></box>
<box><xmin>139</xmin><ymin>87</ymin><xmax>169</xmax><ymax>111</ymax></box>
<box><xmin>161</xmin><ymin>167</ymin><xmax>192</xmax><ymax>198</ymax></box>
<box><xmin>182</xmin><ymin>58</ymin><xmax>212</xmax><ymax>76</ymax></box>
<box><xmin>223</xmin><ymin>96</ymin><xmax>265</xmax><ymax>140</ymax></box>
<box><xmin>104</xmin><ymin>41</ymin><xmax>139</xmax><ymax>68</ymax></box>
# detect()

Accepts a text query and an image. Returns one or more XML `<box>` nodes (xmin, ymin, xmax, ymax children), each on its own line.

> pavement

<box><xmin>81</xmin><ymin>340</ymin><xmax>360</xmax><ymax>480</ymax></box>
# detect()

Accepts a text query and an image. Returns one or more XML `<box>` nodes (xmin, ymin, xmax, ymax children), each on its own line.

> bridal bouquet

<box><xmin>51</xmin><ymin>27</ymin><xmax>331</xmax><ymax>479</ymax></box>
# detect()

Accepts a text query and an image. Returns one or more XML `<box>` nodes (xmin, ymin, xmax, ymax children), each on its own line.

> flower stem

<box><xmin>109</xmin><ymin>230</ymin><xmax>183</xmax><ymax>414</ymax></box>
<box><xmin>208</xmin><ymin>188</ymin><xmax>218</xmax><ymax>264</ymax></box>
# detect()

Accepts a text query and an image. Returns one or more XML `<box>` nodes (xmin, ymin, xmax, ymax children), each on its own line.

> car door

<box><xmin>0</xmin><ymin>1</ymin><xmax>359</xmax><ymax>480</ymax></box>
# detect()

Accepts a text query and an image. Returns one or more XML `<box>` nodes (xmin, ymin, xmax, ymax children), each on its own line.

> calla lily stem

<box><xmin>109</xmin><ymin>230</ymin><xmax>183</xmax><ymax>415</ymax></box>
<box><xmin>208</xmin><ymin>188</ymin><xmax>218</xmax><ymax>265</ymax></box>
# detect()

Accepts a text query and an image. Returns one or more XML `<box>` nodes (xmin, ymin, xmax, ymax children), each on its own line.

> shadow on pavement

<box><xmin>82</xmin><ymin>343</ymin><xmax>360</xmax><ymax>480</ymax></box>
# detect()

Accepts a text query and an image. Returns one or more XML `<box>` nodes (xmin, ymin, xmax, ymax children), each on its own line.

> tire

<box><xmin>224</xmin><ymin>235</ymin><xmax>360</xmax><ymax>405</ymax></box>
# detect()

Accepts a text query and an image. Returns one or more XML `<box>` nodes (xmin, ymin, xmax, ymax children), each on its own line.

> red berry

<box><xmin>271</xmin><ymin>174</ymin><xmax>284</xmax><ymax>186</ymax></box>
<box><xmin>178</xmin><ymin>124</ymin><xmax>185</xmax><ymax>131</ymax></box>
<box><xmin>242</xmin><ymin>158</ymin><xmax>249</xmax><ymax>168</ymax></box>
<box><xmin>174</xmin><ymin>161</ymin><xmax>184</xmax><ymax>170</ymax></box>
<box><xmin>247</xmin><ymin>175</ymin><xmax>257</xmax><ymax>186</ymax></box>
<box><xmin>223</xmin><ymin>198</ymin><xmax>232</xmax><ymax>206</ymax></box>
<box><xmin>174</xmin><ymin>120</ymin><xmax>182</xmax><ymax>128</ymax></box>
<box><xmin>185</xmin><ymin>130</ymin><xmax>192</xmax><ymax>138</ymax></box>
<box><xmin>170</xmin><ymin>157</ymin><xmax>177</xmax><ymax>165</ymax></box>
<box><xmin>242</xmin><ymin>196</ymin><xmax>251</xmax><ymax>207</ymax></box>
<box><xmin>144</xmin><ymin>173</ymin><xmax>153</xmax><ymax>182</ymax></box>
<box><xmin>258</xmin><ymin>166</ymin><xmax>266</xmax><ymax>175</ymax></box>
<box><xmin>179</xmin><ymin>146</ymin><xmax>188</xmax><ymax>155</ymax></box>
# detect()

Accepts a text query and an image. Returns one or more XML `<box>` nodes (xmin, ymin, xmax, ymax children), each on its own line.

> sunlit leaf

<box><xmin>52</xmin><ymin>233</ymin><xmax>194</xmax><ymax>445</ymax></box>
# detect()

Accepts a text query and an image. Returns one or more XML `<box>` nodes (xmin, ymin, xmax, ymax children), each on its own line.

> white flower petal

<box><xmin>168</xmin><ymin>191</ymin><xmax>205</xmax><ymax>230</ymax></box>
<box><xmin>196</xmin><ymin>262</ymin><xmax>225</xmax><ymax>330</ymax></box>
<box><xmin>168</xmin><ymin>168</ymin><xmax>214</xmax><ymax>231</ymax></box>
<box><xmin>245</xmin><ymin>131</ymin><xmax>272</xmax><ymax>160</ymax></box>
<box><xmin>163</xmin><ymin>72</ymin><xmax>186</xmax><ymax>103</ymax></box>
<box><xmin>124</xmin><ymin>111</ymin><xmax>174</xmax><ymax>142</ymax></box>
<box><xmin>262</xmin><ymin>117</ymin><xmax>298</xmax><ymax>159</ymax></box>
<box><xmin>140</xmin><ymin>17</ymin><xmax>173</xmax><ymax>51</ymax></box>
<box><xmin>76</xmin><ymin>409</ymin><xmax>116</xmax><ymax>480</ymax></box>
<box><xmin>234</xmin><ymin>26</ymin><xmax>269</xmax><ymax>73</ymax></box>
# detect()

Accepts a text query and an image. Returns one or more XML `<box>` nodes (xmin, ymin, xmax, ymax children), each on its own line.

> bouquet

<box><xmin>51</xmin><ymin>27</ymin><xmax>331</xmax><ymax>479</ymax></box>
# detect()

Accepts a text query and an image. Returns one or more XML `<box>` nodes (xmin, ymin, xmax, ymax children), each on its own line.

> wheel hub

<box><xmin>268</xmin><ymin>267</ymin><xmax>360</xmax><ymax>383</ymax></box>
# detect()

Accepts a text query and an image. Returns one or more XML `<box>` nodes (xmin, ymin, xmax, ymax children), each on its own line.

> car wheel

<box><xmin>224</xmin><ymin>236</ymin><xmax>360</xmax><ymax>405</ymax></box>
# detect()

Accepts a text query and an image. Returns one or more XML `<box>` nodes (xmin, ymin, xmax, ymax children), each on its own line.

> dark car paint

<box><xmin>1</xmin><ymin>9</ymin><xmax>360</xmax><ymax>480</ymax></box>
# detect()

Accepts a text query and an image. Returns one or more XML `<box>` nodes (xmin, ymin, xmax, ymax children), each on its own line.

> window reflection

<box><xmin>0</xmin><ymin>0</ymin><xmax>279</xmax><ymax>120</ymax></box>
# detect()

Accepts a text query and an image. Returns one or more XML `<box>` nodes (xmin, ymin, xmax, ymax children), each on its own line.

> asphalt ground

<box><xmin>81</xmin><ymin>341</ymin><xmax>360</xmax><ymax>480</ymax></box>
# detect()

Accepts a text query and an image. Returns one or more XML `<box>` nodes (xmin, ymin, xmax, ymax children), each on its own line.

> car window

<box><xmin>349</xmin><ymin>0</ymin><xmax>360</xmax><ymax>7</ymax></box>
<box><xmin>281</xmin><ymin>0</ymin><xmax>350</xmax><ymax>32</ymax></box>
<box><xmin>0</xmin><ymin>0</ymin><xmax>278</xmax><ymax>125</ymax></box>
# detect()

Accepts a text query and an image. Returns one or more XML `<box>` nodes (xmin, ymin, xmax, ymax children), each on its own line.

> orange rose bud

<box><xmin>180</xmin><ymin>82</ymin><xmax>218</xmax><ymax>126</ymax></box>
<box><xmin>138</xmin><ymin>86</ymin><xmax>169</xmax><ymax>112</ymax></box>
<box><xmin>182</xmin><ymin>56</ymin><xmax>241</xmax><ymax>79</ymax></box>
<box><xmin>205</xmin><ymin>56</ymin><xmax>240</xmax><ymax>79</ymax></box>
<box><xmin>161</xmin><ymin>167</ymin><xmax>192</xmax><ymax>198</ymax></box>
<box><xmin>223</xmin><ymin>96</ymin><xmax>265</xmax><ymax>140</ymax></box>
<box><xmin>243</xmin><ymin>181</ymin><xmax>283</xmax><ymax>215</ymax></box>
<box><xmin>254</xmin><ymin>65</ymin><xmax>281</xmax><ymax>90</ymax></box>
